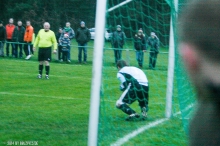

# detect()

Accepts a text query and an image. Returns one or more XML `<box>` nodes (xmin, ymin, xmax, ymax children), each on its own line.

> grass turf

<box><xmin>0</xmin><ymin>40</ymin><xmax>187</xmax><ymax>146</ymax></box>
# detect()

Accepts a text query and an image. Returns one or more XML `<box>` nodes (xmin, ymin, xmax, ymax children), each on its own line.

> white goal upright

<box><xmin>88</xmin><ymin>0</ymin><xmax>187</xmax><ymax>145</ymax></box>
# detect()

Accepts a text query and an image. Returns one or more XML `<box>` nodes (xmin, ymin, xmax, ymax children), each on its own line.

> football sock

<box><xmin>118</xmin><ymin>104</ymin><xmax>136</xmax><ymax>115</ymax></box>
<box><xmin>45</xmin><ymin>66</ymin><xmax>50</xmax><ymax>75</ymax></box>
<box><xmin>39</xmin><ymin>65</ymin><xmax>43</xmax><ymax>75</ymax></box>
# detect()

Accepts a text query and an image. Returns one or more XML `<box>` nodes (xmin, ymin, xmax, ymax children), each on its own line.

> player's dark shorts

<box><xmin>123</xmin><ymin>85</ymin><xmax>149</xmax><ymax>109</ymax></box>
<box><xmin>38</xmin><ymin>47</ymin><xmax>52</xmax><ymax>61</ymax></box>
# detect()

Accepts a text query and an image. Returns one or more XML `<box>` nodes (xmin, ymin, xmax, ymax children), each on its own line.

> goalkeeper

<box><xmin>116</xmin><ymin>60</ymin><xmax>149</xmax><ymax>121</ymax></box>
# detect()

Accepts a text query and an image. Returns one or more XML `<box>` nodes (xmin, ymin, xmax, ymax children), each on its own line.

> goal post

<box><xmin>88</xmin><ymin>0</ymin><xmax>107</xmax><ymax>145</ymax></box>
<box><xmin>88</xmin><ymin>0</ymin><xmax>194</xmax><ymax>145</ymax></box>
<box><xmin>165</xmin><ymin>0</ymin><xmax>178</xmax><ymax>118</ymax></box>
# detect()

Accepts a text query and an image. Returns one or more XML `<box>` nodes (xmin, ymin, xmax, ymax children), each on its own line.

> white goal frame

<box><xmin>88</xmin><ymin>0</ymin><xmax>178</xmax><ymax>145</ymax></box>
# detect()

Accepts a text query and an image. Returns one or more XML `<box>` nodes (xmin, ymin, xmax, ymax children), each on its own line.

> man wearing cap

<box><xmin>0</xmin><ymin>21</ymin><xmax>6</xmax><ymax>57</ymax></box>
<box><xmin>147</xmin><ymin>32</ymin><xmax>159</xmax><ymax>69</ymax></box>
<box><xmin>111</xmin><ymin>25</ymin><xmax>126</xmax><ymax>64</ymax></box>
<box><xmin>59</xmin><ymin>22</ymin><xmax>74</xmax><ymax>63</ymax></box>
<box><xmin>75</xmin><ymin>21</ymin><xmax>91</xmax><ymax>64</ymax></box>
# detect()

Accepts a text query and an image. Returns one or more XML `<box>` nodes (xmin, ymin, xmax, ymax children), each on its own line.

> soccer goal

<box><xmin>88</xmin><ymin>0</ymin><xmax>195</xmax><ymax>145</ymax></box>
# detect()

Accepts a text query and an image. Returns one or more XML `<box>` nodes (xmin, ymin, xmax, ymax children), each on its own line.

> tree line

<box><xmin>0</xmin><ymin>0</ymin><xmax>96</xmax><ymax>33</ymax></box>
<box><xmin>1</xmin><ymin>0</ymin><xmax>170</xmax><ymax>45</ymax></box>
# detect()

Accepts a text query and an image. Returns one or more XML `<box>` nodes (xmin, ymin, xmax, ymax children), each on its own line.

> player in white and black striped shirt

<box><xmin>116</xmin><ymin>60</ymin><xmax>149</xmax><ymax>121</ymax></box>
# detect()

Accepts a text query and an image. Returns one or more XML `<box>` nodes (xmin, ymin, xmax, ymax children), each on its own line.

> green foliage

<box><xmin>1</xmin><ymin>0</ymin><xmax>96</xmax><ymax>33</ymax></box>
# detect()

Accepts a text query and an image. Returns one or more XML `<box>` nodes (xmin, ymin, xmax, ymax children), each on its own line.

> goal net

<box><xmin>89</xmin><ymin>0</ymin><xmax>195</xmax><ymax>145</ymax></box>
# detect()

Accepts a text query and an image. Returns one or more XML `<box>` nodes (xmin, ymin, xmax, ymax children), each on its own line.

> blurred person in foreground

<box><xmin>179</xmin><ymin>0</ymin><xmax>220</xmax><ymax>145</ymax></box>
<box><xmin>33</xmin><ymin>22</ymin><xmax>57</xmax><ymax>80</ymax></box>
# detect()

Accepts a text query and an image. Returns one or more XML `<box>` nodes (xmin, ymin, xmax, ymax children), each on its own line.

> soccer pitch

<box><xmin>0</xmin><ymin>41</ymin><xmax>187</xmax><ymax>145</ymax></box>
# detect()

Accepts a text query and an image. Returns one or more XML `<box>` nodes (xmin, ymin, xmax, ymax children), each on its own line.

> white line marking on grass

<box><xmin>110</xmin><ymin>118</ymin><xmax>169</xmax><ymax>146</ymax></box>
<box><xmin>12</xmin><ymin>72</ymin><xmax>91</xmax><ymax>79</ymax></box>
<box><xmin>0</xmin><ymin>92</ymin><xmax>89</xmax><ymax>101</ymax></box>
<box><xmin>0</xmin><ymin>58</ymin><xmax>87</xmax><ymax>67</ymax></box>
<box><xmin>110</xmin><ymin>105</ymin><xmax>193</xmax><ymax>146</ymax></box>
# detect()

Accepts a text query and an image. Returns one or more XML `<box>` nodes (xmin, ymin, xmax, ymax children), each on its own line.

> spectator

<box><xmin>60</xmin><ymin>33</ymin><xmax>70</xmax><ymax>62</ymax></box>
<box><xmin>139</xmin><ymin>28</ymin><xmax>145</xmax><ymax>36</ymax></box>
<box><xmin>5</xmin><ymin>18</ymin><xmax>15</xmax><ymax>57</ymax></box>
<box><xmin>59</xmin><ymin>22</ymin><xmax>74</xmax><ymax>63</ymax></box>
<box><xmin>75</xmin><ymin>21</ymin><xmax>91</xmax><ymax>64</ymax></box>
<box><xmin>24</xmin><ymin>20</ymin><xmax>34</xmax><ymax>60</ymax></box>
<box><xmin>179</xmin><ymin>0</ymin><xmax>220</xmax><ymax>145</ymax></box>
<box><xmin>12</xmin><ymin>20</ymin><xmax>25</xmax><ymax>58</ymax></box>
<box><xmin>56</xmin><ymin>27</ymin><xmax>63</xmax><ymax>61</ymax></box>
<box><xmin>116</xmin><ymin>60</ymin><xmax>149</xmax><ymax>121</ymax></box>
<box><xmin>111</xmin><ymin>25</ymin><xmax>126</xmax><ymax>64</ymax></box>
<box><xmin>33</xmin><ymin>22</ymin><xmax>57</xmax><ymax>80</ymax></box>
<box><xmin>0</xmin><ymin>21</ymin><xmax>6</xmax><ymax>57</ymax></box>
<box><xmin>134</xmin><ymin>29</ymin><xmax>146</xmax><ymax>68</ymax></box>
<box><xmin>147</xmin><ymin>32</ymin><xmax>159</xmax><ymax>70</ymax></box>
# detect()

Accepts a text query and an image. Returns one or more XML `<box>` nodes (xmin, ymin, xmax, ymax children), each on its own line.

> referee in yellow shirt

<box><xmin>33</xmin><ymin>22</ymin><xmax>57</xmax><ymax>79</ymax></box>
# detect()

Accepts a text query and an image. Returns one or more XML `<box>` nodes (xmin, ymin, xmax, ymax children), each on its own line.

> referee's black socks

<box><xmin>39</xmin><ymin>65</ymin><xmax>43</xmax><ymax>75</ymax></box>
<box><xmin>45</xmin><ymin>66</ymin><xmax>50</xmax><ymax>76</ymax></box>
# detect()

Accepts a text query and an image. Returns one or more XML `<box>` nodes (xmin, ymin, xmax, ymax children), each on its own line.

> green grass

<box><xmin>0</xmin><ymin>40</ymin><xmax>187</xmax><ymax>146</ymax></box>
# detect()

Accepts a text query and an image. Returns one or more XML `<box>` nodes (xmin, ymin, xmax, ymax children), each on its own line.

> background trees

<box><xmin>1</xmin><ymin>0</ymin><xmax>96</xmax><ymax>33</ymax></box>
<box><xmin>1</xmin><ymin>0</ymin><xmax>170</xmax><ymax>45</ymax></box>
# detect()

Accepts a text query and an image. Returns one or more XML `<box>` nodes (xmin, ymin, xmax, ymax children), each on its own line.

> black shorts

<box><xmin>38</xmin><ymin>47</ymin><xmax>52</xmax><ymax>61</ymax></box>
<box><xmin>123</xmin><ymin>85</ymin><xmax>149</xmax><ymax>106</ymax></box>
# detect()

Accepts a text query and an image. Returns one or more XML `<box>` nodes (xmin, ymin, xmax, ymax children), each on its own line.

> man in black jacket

<box><xmin>75</xmin><ymin>21</ymin><xmax>91</xmax><ymax>64</ymax></box>
<box><xmin>111</xmin><ymin>25</ymin><xmax>126</xmax><ymax>64</ymax></box>
<box><xmin>0</xmin><ymin>21</ymin><xmax>6</xmax><ymax>57</ymax></box>
<box><xmin>12</xmin><ymin>20</ymin><xmax>25</xmax><ymax>58</ymax></box>
<box><xmin>134</xmin><ymin>29</ymin><xmax>146</xmax><ymax>68</ymax></box>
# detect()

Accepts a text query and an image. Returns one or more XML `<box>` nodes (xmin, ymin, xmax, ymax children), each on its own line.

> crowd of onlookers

<box><xmin>0</xmin><ymin>18</ymin><xmax>160</xmax><ymax>69</ymax></box>
<box><xmin>112</xmin><ymin>25</ymin><xmax>160</xmax><ymax>69</ymax></box>
<box><xmin>0</xmin><ymin>18</ymin><xmax>34</xmax><ymax>60</ymax></box>
<box><xmin>0</xmin><ymin>18</ymin><xmax>91</xmax><ymax>64</ymax></box>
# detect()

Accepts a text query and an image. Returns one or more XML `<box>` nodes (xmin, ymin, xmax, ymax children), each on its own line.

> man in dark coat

<box><xmin>75</xmin><ymin>21</ymin><xmax>91</xmax><ymax>64</ymax></box>
<box><xmin>12</xmin><ymin>20</ymin><xmax>25</xmax><ymax>58</ymax></box>
<box><xmin>111</xmin><ymin>25</ymin><xmax>126</xmax><ymax>64</ymax></box>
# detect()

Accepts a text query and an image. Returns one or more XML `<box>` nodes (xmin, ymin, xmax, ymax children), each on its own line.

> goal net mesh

<box><xmin>97</xmin><ymin>0</ymin><xmax>195</xmax><ymax>145</ymax></box>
